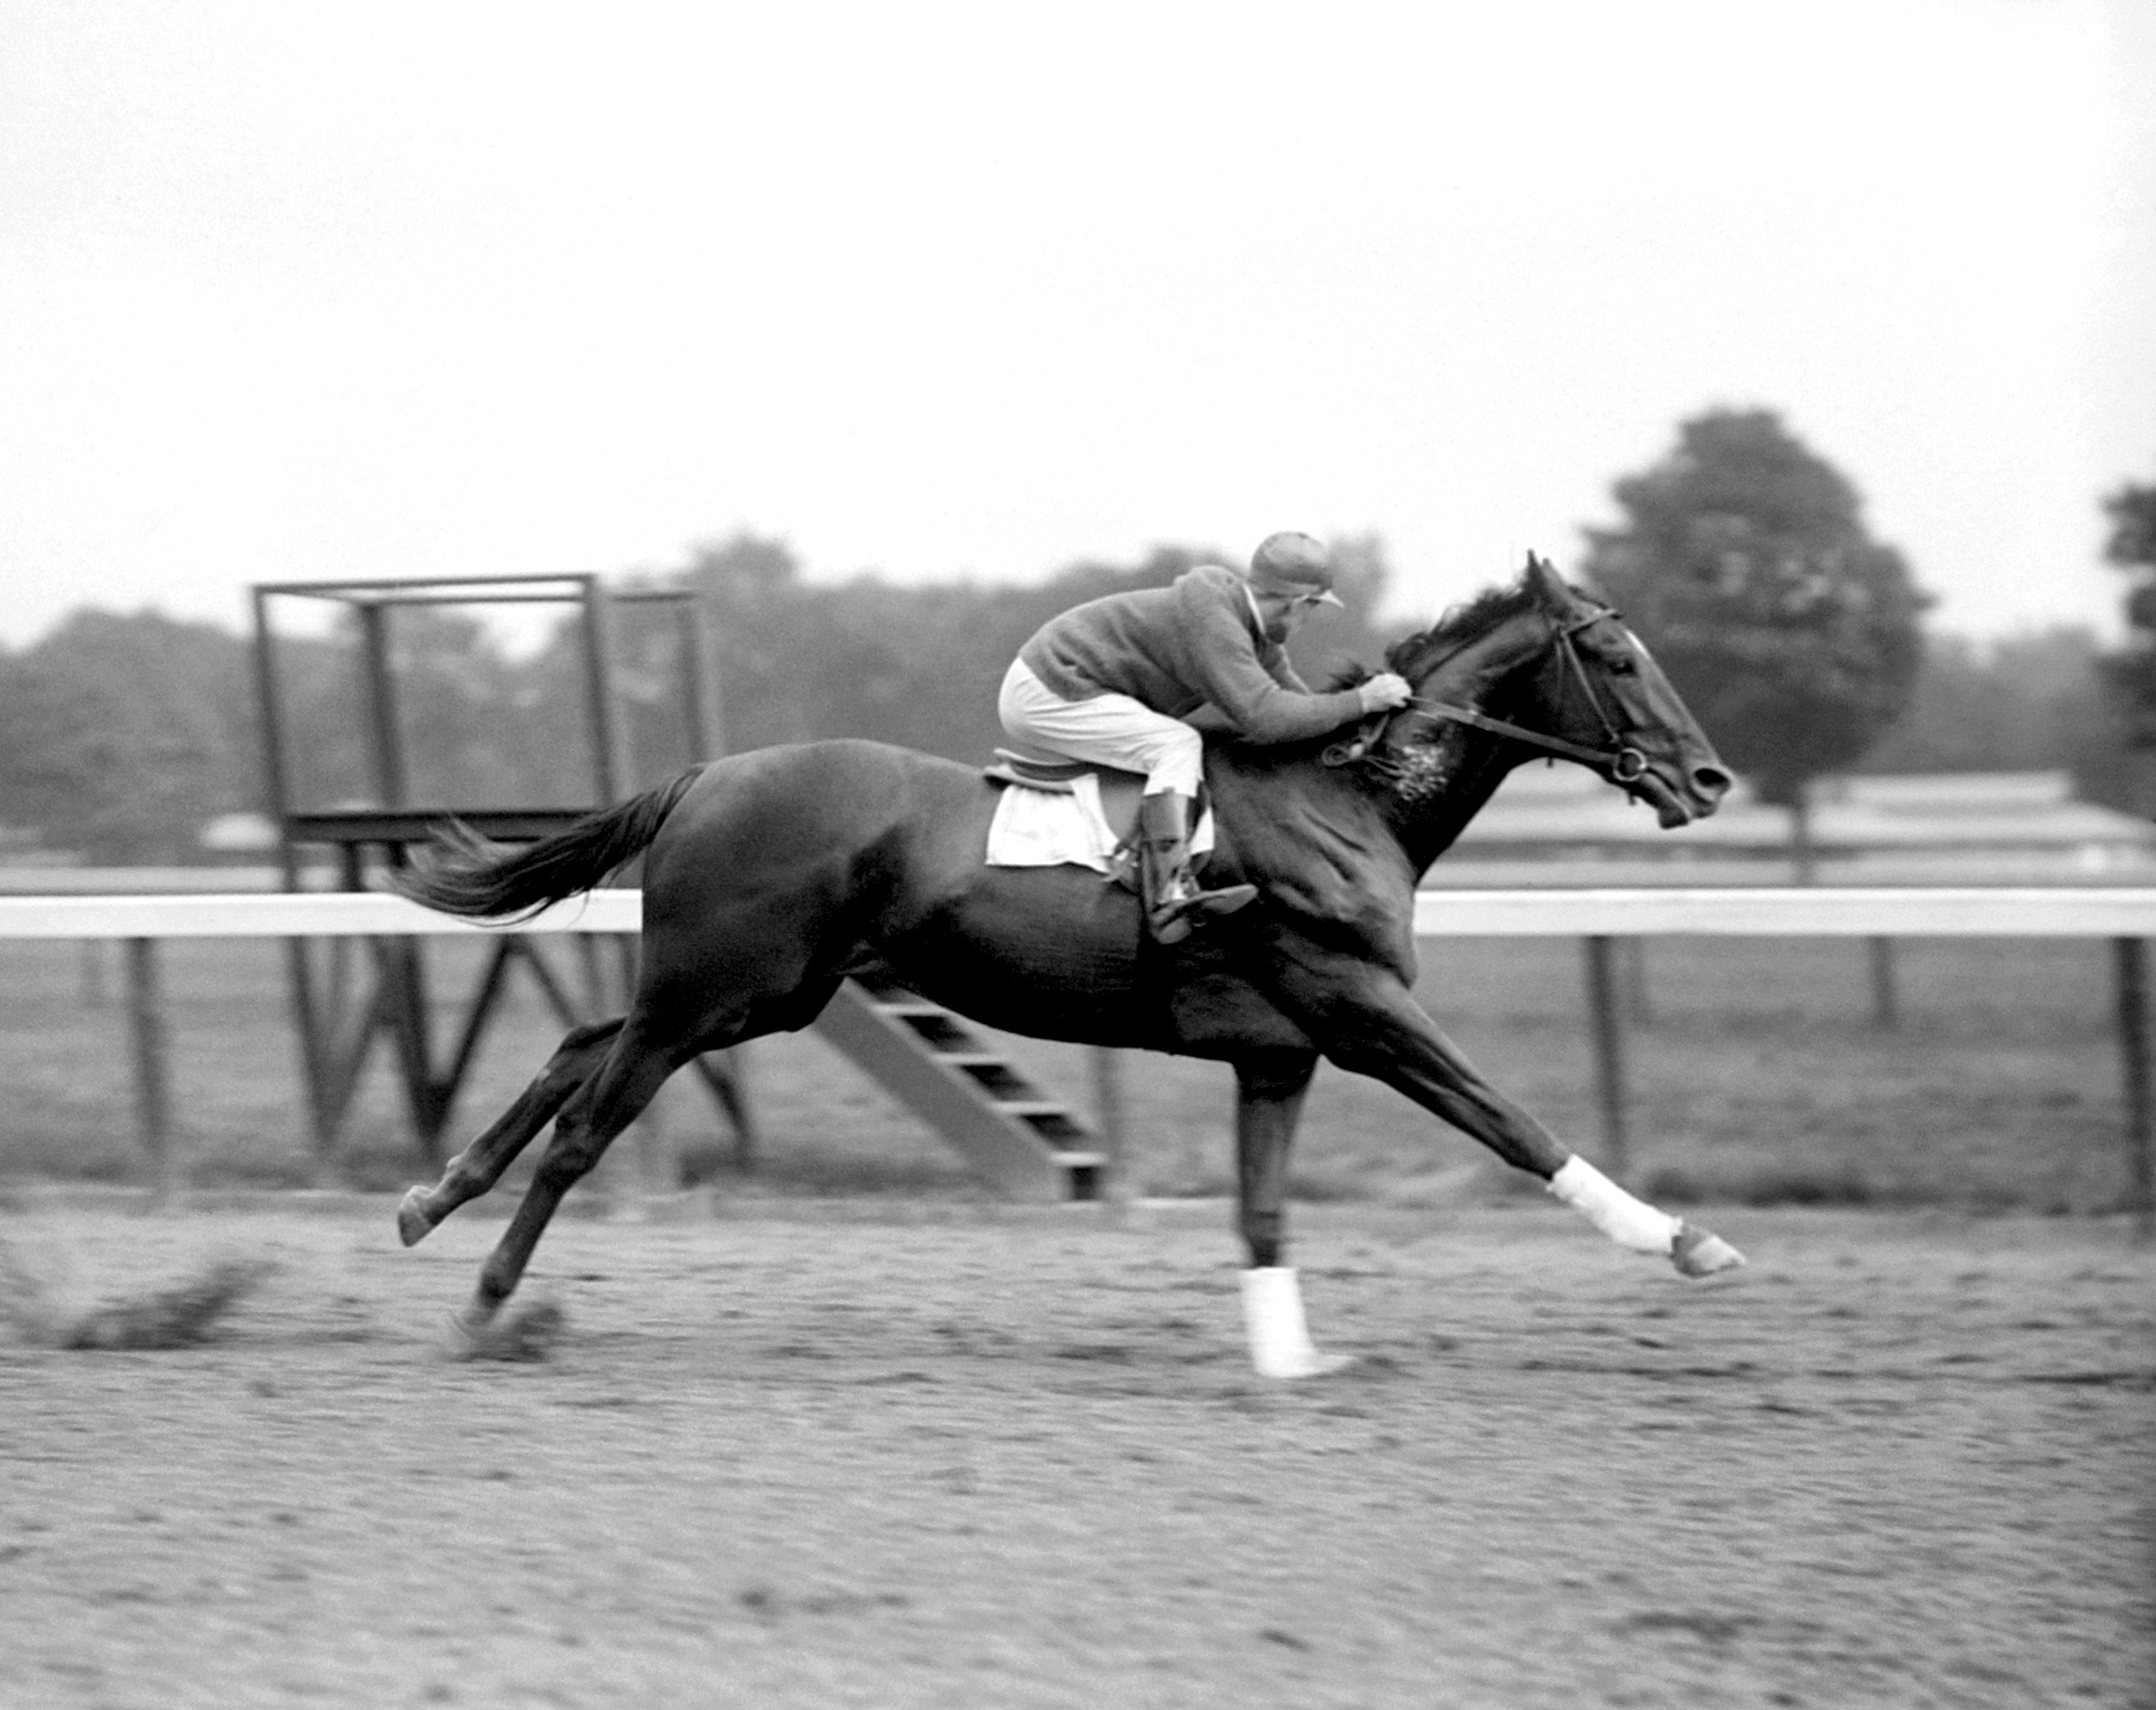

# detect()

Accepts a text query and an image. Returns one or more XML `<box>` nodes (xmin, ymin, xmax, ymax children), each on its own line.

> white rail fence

<box><xmin>3</xmin><ymin>888</ymin><xmax>2152</xmax><ymax>1225</ymax></box>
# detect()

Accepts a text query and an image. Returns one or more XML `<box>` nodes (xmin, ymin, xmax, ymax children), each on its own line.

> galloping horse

<box><xmin>394</xmin><ymin>555</ymin><xmax>1743</xmax><ymax>1375</ymax></box>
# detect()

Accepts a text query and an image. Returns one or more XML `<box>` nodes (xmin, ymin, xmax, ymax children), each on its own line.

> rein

<box><xmin>1322</xmin><ymin>610</ymin><xmax>1648</xmax><ymax>783</ymax></box>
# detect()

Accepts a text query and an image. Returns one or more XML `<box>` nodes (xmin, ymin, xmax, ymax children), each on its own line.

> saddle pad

<box><xmin>985</xmin><ymin>772</ymin><xmax>1215</xmax><ymax>874</ymax></box>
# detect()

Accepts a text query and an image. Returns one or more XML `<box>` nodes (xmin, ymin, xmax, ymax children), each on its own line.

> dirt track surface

<box><xmin>2</xmin><ymin>1199</ymin><xmax>2151</xmax><ymax>1709</ymax></box>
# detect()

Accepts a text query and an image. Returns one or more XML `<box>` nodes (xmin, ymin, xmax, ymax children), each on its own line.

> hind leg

<box><xmin>1231</xmin><ymin>1051</ymin><xmax>1353</xmax><ymax>1379</ymax></box>
<box><xmin>398</xmin><ymin>1019</ymin><xmax>624</xmax><ymax>1247</ymax></box>
<box><xmin>457</xmin><ymin>1020</ymin><xmax>687</xmax><ymax>1332</ymax></box>
<box><xmin>447</xmin><ymin>924</ymin><xmax>845</xmax><ymax>1342</ymax></box>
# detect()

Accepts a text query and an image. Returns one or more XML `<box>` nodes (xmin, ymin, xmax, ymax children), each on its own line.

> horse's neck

<box><xmin>1388</xmin><ymin>612</ymin><xmax>1551</xmax><ymax>875</ymax></box>
<box><xmin>1393</xmin><ymin>739</ymin><xmax>1518</xmax><ymax>876</ymax></box>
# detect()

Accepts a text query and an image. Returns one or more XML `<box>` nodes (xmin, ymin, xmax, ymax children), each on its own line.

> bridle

<box><xmin>1322</xmin><ymin>605</ymin><xmax>1650</xmax><ymax>784</ymax></box>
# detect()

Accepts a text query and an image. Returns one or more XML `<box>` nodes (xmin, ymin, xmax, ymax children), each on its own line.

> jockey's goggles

<box><xmin>1253</xmin><ymin>582</ymin><xmax>1344</xmax><ymax>611</ymax></box>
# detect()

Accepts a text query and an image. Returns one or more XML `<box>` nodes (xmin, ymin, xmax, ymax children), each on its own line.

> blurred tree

<box><xmin>1581</xmin><ymin>408</ymin><xmax>1930</xmax><ymax>874</ymax></box>
<box><xmin>386</xmin><ymin>604</ymin><xmax>575</xmax><ymax>808</ymax></box>
<box><xmin>0</xmin><ymin>611</ymin><xmax>254</xmax><ymax>861</ymax></box>
<box><xmin>1858</xmin><ymin>627</ymin><xmax>2117</xmax><ymax>788</ymax></box>
<box><xmin>0</xmin><ymin>535</ymin><xmax>1413</xmax><ymax>862</ymax></box>
<box><xmin>683</xmin><ymin>531</ymin><xmax>1408</xmax><ymax>766</ymax></box>
<box><xmin>263</xmin><ymin>628</ymin><xmax>371</xmax><ymax>813</ymax></box>
<box><xmin>261</xmin><ymin>605</ymin><xmax>596</xmax><ymax>813</ymax></box>
<box><xmin>684</xmin><ymin>532</ymin><xmax>825</xmax><ymax>753</ymax></box>
<box><xmin>683</xmin><ymin>532</ymin><xmax>1193</xmax><ymax>762</ymax></box>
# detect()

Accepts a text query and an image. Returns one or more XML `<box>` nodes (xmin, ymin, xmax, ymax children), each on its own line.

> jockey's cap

<box><xmin>1247</xmin><ymin>531</ymin><xmax>1344</xmax><ymax>606</ymax></box>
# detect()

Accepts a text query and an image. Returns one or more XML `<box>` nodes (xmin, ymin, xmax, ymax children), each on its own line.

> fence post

<box><xmin>1868</xmin><ymin>936</ymin><xmax>1900</xmax><ymax>1031</ymax></box>
<box><xmin>1621</xmin><ymin>936</ymin><xmax>1653</xmax><ymax>1028</ymax></box>
<box><xmin>1091</xmin><ymin>1046</ymin><xmax>1130</xmax><ymax>1206</ymax></box>
<box><xmin>1582</xmin><ymin>936</ymin><xmax>1630</xmax><ymax>1178</ymax></box>
<box><xmin>80</xmin><ymin>940</ymin><xmax>108</xmax><ymax>1009</ymax></box>
<box><xmin>124</xmin><ymin>938</ymin><xmax>180</xmax><ymax>1205</ymax></box>
<box><xmin>2115</xmin><ymin>937</ymin><xmax>2153</xmax><ymax>1238</ymax></box>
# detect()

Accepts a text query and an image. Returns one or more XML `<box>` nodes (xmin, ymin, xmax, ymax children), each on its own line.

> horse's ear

<box><xmin>1522</xmin><ymin>552</ymin><xmax>1577</xmax><ymax>613</ymax></box>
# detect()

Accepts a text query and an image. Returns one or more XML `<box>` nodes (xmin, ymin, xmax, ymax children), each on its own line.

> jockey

<box><xmin>999</xmin><ymin>531</ymin><xmax>1413</xmax><ymax>943</ymax></box>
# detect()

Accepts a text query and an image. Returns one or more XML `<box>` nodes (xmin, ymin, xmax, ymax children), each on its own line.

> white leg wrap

<box><xmin>1241</xmin><ymin>1267</ymin><xmax>1348</xmax><ymax>1378</ymax></box>
<box><xmin>1547</xmin><ymin>1156</ymin><xmax>1680</xmax><ymax>1256</ymax></box>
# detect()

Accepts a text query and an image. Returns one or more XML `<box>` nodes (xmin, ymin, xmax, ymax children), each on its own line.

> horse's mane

<box><xmin>1325</xmin><ymin>581</ymin><xmax>1537</xmax><ymax>691</ymax></box>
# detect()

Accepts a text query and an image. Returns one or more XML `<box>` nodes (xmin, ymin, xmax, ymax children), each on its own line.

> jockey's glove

<box><xmin>1357</xmin><ymin>674</ymin><xmax>1413</xmax><ymax>714</ymax></box>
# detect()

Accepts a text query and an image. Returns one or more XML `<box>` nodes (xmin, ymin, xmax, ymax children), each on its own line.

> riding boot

<box><xmin>1137</xmin><ymin>792</ymin><xmax>1257</xmax><ymax>945</ymax></box>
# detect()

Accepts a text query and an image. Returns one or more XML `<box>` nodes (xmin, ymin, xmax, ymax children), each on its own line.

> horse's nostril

<box><xmin>1692</xmin><ymin>765</ymin><xmax>1733</xmax><ymax>800</ymax></box>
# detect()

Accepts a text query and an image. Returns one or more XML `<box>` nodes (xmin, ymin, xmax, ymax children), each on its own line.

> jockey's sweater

<box><xmin>1017</xmin><ymin>564</ymin><xmax>1367</xmax><ymax>744</ymax></box>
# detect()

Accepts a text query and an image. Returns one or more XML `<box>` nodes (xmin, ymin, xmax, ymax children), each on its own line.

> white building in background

<box><xmin>197</xmin><ymin>812</ymin><xmax>280</xmax><ymax>855</ymax></box>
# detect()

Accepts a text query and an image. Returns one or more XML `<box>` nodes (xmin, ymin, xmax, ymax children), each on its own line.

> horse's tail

<box><xmin>390</xmin><ymin>768</ymin><xmax>705</xmax><ymax>923</ymax></box>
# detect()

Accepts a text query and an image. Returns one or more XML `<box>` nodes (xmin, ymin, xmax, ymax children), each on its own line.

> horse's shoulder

<box><xmin>1204</xmin><ymin>746</ymin><xmax>1382</xmax><ymax>846</ymax></box>
<box><xmin>1198</xmin><ymin>754</ymin><xmax>1416</xmax><ymax>966</ymax></box>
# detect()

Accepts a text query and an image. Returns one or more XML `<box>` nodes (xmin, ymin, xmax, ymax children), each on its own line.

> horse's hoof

<box><xmin>1254</xmin><ymin>1350</ymin><xmax>1358</xmax><ymax>1380</ymax></box>
<box><xmin>441</xmin><ymin>1300</ymin><xmax>564</xmax><ymax>1363</ymax></box>
<box><xmin>396</xmin><ymin>1188</ymin><xmax>436</xmax><ymax>1248</ymax></box>
<box><xmin>439</xmin><ymin>1307</ymin><xmax>485</xmax><ymax>1359</ymax></box>
<box><xmin>1671</xmin><ymin>1222</ymin><xmax>1746</xmax><ymax>1278</ymax></box>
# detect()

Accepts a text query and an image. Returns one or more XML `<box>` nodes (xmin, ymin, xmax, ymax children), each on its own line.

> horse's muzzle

<box><xmin>1635</xmin><ymin>760</ymin><xmax>1731</xmax><ymax>828</ymax></box>
<box><xmin>1689</xmin><ymin>763</ymin><xmax>1734</xmax><ymax>809</ymax></box>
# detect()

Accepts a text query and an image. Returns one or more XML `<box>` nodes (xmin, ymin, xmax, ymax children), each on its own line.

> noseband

<box><xmin>1323</xmin><ymin>608</ymin><xmax>1649</xmax><ymax>783</ymax></box>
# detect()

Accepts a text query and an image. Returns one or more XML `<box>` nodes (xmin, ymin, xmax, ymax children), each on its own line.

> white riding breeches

<box><xmin>998</xmin><ymin>659</ymin><xmax>1203</xmax><ymax>797</ymax></box>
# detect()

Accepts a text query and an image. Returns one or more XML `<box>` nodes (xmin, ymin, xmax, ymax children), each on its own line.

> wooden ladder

<box><xmin>811</xmin><ymin>977</ymin><xmax>1106</xmax><ymax>1201</ymax></box>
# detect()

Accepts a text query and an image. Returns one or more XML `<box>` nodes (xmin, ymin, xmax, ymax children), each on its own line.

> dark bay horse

<box><xmin>394</xmin><ymin>555</ymin><xmax>1744</xmax><ymax>1375</ymax></box>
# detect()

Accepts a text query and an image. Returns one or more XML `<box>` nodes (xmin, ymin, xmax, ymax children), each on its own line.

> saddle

<box><xmin>985</xmin><ymin>748</ymin><xmax>1147</xmax><ymax>840</ymax></box>
<box><xmin>981</xmin><ymin>749</ymin><xmax>1214</xmax><ymax>888</ymax></box>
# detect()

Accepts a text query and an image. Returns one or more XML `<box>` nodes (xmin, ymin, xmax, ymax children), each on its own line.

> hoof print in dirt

<box><xmin>448</xmin><ymin>1300</ymin><xmax>566</xmax><ymax>1363</ymax></box>
<box><xmin>2</xmin><ymin>1258</ymin><xmax>275</xmax><ymax>1352</ymax></box>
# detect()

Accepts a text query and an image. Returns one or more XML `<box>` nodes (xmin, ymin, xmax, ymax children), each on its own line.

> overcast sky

<box><xmin>3</xmin><ymin>1</ymin><xmax>2151</xmax><ymax>654</ymax></box>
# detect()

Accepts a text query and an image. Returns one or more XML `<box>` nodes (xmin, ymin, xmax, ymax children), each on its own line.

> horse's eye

<box><xmin>1607</xmin><ymin>656</ymin><xmax>1637</xmax><ymax>675</ymax></box>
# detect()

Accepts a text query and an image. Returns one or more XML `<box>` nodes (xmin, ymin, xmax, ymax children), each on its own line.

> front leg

<box><xmin>1272</xmin><ymin>953</ymin><xmax>1742</xmax><ymax>1278</ymax></box>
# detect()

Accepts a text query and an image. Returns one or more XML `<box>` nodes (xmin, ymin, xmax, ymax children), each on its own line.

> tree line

<box><xmin>0</xmin><ymin>408</ymin><xmax>2140</xmax><ymax>864</ymax></box>
<box><xmin>0</xmin><ymin>535</ymin><xmax>1405</xmax><ymax>863</ymax></box>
